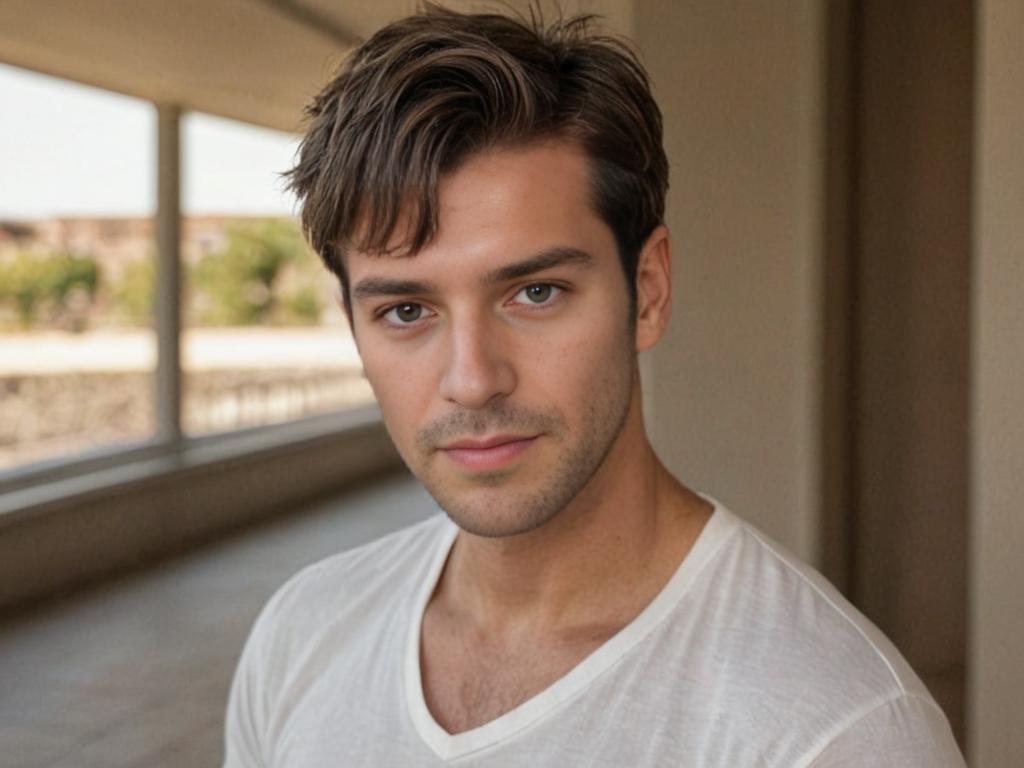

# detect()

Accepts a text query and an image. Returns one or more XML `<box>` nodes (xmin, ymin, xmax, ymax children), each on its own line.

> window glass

<box><xmin>0</xmin><ymin>65</ymin><xmax>156</xmax><ymax>472</ymax></box>
<box><xmin>181</xmin><ymin>113</ymin><xmax>372</xmax><ymax>436</ymax></box>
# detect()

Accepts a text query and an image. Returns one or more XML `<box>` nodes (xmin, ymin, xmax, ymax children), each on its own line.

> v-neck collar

<box><xmin>403</xmin><ymin>495</ymin><xmax>738</xmax><ymax>762</ymax></box>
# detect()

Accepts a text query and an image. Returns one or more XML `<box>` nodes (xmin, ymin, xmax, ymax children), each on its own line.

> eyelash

<box><xmin>510</xmin><ymin>282</ymin><xmax>565</xmax><ymax>307</ymax></box>
<box><xmin>375</xmin><ymin>282</ymin><xmax>567</xmax><ymax>329</ymax></box>
<box><xmin>377</xmin><ymin>302</ymin><xmax>435</xmax><ymax>328</ymax></box>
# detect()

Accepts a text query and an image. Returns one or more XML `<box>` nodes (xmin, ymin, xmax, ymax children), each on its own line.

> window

<box><xmin>0</xmin><ymin>72</ymin><xmax>375</xmax><ymax>482</ymax></box>
<box><xmin>0</xmin><ymin>65</ymin><xmax>157</xmax><ymax>472</ymax></box>
<box><xmin>181</xmin><ymin>113</ymin><xmax>374</xmax><ymax>437</ymax></box>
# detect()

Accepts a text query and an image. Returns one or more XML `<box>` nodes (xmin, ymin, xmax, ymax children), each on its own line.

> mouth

<box><xmin>438</xmin><ymin>434</ymin><xmax>540</xmax><ymax>471</ymax></box>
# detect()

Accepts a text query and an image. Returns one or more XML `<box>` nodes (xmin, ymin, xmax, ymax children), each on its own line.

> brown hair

<box><xmin>287</xmin><ymin>3</ymin><xmax>668</xmax><ymax>311</ymax></box>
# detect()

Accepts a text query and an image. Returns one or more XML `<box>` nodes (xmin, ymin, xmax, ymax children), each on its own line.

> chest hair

<box><xmin>420</xmin><ymin>621</ymin><xmax>612</xmax><ymax>734</ymax></box>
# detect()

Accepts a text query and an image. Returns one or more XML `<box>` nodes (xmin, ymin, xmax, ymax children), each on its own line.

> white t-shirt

<box><xmin>223</xmin><ymin>497</ymin><xmax>965</xmax><ymax>766</ymax></box>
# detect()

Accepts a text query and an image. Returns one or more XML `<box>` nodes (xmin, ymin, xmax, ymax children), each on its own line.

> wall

<box><xmin>632</xmin><ymin>2</ymin><xmax>973</xmax><ymax>742</ymax></box>
<box><xmin>635</xmin><ymin>0</ymin><xmax>825</xmax><ymax>562</ymax></box>
<box><xmin>969</xmin><ymin>0</ymin><xmax>1024</xmax><ymax>763</ymax></box>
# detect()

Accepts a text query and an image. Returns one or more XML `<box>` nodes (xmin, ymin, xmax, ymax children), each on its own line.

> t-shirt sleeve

<box><xmin>221</xmin><ymin>568</ymin><xmax>316</xmax><ymax>768</ymax></box>
<box><xmin>222</xmin><ymin>605</ymin><xmax>274</xmax><ymax>768</ymax></box>
<box><xmin>807</xmin><ymin>693</ymin><xmax>966</xmax><ymax>767</ymax></box>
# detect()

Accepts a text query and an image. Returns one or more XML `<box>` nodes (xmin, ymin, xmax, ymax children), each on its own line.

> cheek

<box><xmin>520</xmin><ymin>305</ymin><xmax>631</xmax><ymax>410</ymax></box>
<box><xmin>360</xmin><ymin>347</ymin><xmax>436</xmax><ymax>443</ymax></box>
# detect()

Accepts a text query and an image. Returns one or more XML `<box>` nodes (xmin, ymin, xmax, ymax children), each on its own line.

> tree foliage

<box><xmin>191</xmin><ymin>218</ymin><xmax>322</xmax><ymax>326</ymax></box>
<box><xmin>113</xmin><ymin>256</ymin><xmax>155</xmax><ymax>326</ymax></box>
<box><xmin>0</xmin><ymin>217</ymin><xmax>323</xmax><ymax>330</ymax></box>
<box><xmin>0</xmin><ymin>251</ymin><xmax>100</xmax><ymax>329</ymax></box>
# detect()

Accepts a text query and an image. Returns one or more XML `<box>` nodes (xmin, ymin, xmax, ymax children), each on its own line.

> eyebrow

<box><xmin>485</xmin><ymin>247</ymin><xmax>594</xmax><ymax>284</ymax></box>
<box><xmin>351</xmin><ymin>277</ymin><xmax>434</xmax><ymax>302</ymax></box>
<box><xmin>350</xmin><ymin>246</ymin><xmax>594</xmax><ymax>302</ymax></box>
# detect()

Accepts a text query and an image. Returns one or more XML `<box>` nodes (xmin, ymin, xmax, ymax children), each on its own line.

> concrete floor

<box><xmin>0</xmin><ymin>472</ymin><xmax>437</xmax><ymax>768</ymax></box>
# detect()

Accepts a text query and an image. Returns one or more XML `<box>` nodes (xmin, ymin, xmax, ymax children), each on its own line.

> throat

<box><xmin>415</xmin><ymin>476</ymin><xmax>715</xmax><ymax>734</ymax></box>
<box><xmin>419</xmin><ymin>613</ymin><xmax>616</xmax><ymax>734</ymax></box>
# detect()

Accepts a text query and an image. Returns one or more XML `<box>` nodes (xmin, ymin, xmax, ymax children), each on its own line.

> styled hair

<box><xmin>287</xmin><ymin>3</ymin><xmax>668</xmax><ymax>309</ymax></box>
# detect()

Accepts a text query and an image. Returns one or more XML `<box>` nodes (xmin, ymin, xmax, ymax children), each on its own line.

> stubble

<box><xmin>412</xmin><ymin>354</ymin><xmax>635</xmax><ymax>538</ymax></box>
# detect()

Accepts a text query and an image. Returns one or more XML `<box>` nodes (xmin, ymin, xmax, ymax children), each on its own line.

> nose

<box><xmin>438</xmin><ymin>313</ymin><xmax>516</xmax><ymax>410</ymax></box>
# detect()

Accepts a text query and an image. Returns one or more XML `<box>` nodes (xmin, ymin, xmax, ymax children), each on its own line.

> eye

<box><xmin>511</xmin><ymin>283</ymin><xmax>562</xmax><ymax>306</ymax></box>
<box><xmin>381</xmin><ymin>302</ymin><xmax>432</xmax><ymax>326</ymax></box>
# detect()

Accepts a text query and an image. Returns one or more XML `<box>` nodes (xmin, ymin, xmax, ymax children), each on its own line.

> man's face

<box><xmin>347</xmin><ymin>141</ymin><xmax>638</xmax><ymax>537</ymax></box>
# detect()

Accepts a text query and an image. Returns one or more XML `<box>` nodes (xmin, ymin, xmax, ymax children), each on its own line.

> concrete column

<box><xmin>969</xmin><ymin>0</ymin><xmax>1024</xmax><ymax>763</ymax></box>
<box><xmin>155</xmin><ymin>104</ymin><xmax>182</xmax><ymax>441</ymax></box>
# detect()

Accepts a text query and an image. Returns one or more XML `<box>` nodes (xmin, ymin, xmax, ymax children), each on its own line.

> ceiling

<box><xmin>0</xmin><ymin>0</ymin><xmax>585</xmax><ymax>133</ymax></box>
<box><xmin>0</xmin><ymin>0</ymin><xmax>414</xmax><ymax>133</ymax></box>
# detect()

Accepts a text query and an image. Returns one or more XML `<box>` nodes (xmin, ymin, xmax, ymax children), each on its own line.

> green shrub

<box><xmin>0</xmin><ymin>251</ymin><xmax>100</xmax><ymax>329</ymax></box>
<box><xmin>113</xmin><ymin>257</ymin><xmax>155</xmax><ymax>326</ymax></box>
<box><xmin>280</xmin><ymin>286</ymin><xmax>323</xmax><ymax>325</ymax></box>
<box><xmin>192</xmin><ymin>218</ymin><xmax>321</xmax><ymax>326</ymax></box>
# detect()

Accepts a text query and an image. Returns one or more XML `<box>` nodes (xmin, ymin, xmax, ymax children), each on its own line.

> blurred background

<box><xmin>0</xmin><ymin>71</ymin><xmax>370</xmax><ymax>470</ymax></box>
<box><xmin>0</xmin><ymin>1</ymin><xmax>1020</xmax><ymax>766</ymax></box>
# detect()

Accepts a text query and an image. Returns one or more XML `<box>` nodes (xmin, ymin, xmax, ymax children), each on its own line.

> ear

<box><xmin>634</xmin><ymin>225</ymin><xmax>672</xmax><ymax>352</ymax></box>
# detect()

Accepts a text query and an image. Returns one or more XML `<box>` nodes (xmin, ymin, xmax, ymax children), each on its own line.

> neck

<box><xmin>433</xmin><ymin>394</ymin><xmax>712</xmax><ymax>641</ymax></box>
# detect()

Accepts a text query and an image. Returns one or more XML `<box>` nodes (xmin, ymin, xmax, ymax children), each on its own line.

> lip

<box><xmin>441</xmin><ymin>434</ymin><xmax>535</xmax><ymax>450</ymax></box>
<box><xmin>439</xmin><ymin>434</ymin><xmax>539</xmax><ymax>471</ymax></box>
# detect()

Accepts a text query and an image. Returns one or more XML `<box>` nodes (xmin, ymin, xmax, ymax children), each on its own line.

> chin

<box><xmin>430</xmin><ymin>486</ymin><xmax>571</xmax><ymax>539</ymax></box>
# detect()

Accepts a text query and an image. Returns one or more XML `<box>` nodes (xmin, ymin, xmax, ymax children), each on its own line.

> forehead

<box><xmin>346</xmin><ymin>141</ymin><xmax>617</xmax><ymax>283</ymax></box>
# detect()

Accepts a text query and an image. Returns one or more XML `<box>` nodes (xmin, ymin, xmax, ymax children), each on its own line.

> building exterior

<box><xmin>0</xmin><ymin>214</ymin><xmax>290</xmax><ymax>279</ymax></box>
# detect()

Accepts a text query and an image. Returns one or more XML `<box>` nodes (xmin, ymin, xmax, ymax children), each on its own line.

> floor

<box><xmin>0</xmin><ymin>472</ymin><xmax>436</xmax><ymax>768</ymax></box>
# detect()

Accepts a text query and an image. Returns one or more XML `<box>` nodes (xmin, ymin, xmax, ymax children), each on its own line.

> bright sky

<box><xmin>0</xmin><ymin>63</ymin><xmax>300</xmax><ymax>219</ymax></box>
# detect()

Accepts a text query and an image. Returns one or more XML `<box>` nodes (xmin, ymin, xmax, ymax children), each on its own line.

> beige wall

<box><xmin>970</xmin><ymin>0</ymin><xmax>1024</xmax><ymax>763</ymax></box>
<box><xmin>635</xmin><ymin>0</ymin><xmax>825</xmax><ymax>562</ymax></box>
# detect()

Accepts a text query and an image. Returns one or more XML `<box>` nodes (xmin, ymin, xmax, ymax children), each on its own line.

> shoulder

<box><xmin>223</xmin><ymin>513</ymin><xmax>453</xmax><ymax>765</ymax></box>
<box><xmin>803</xmin><ymin>692</ymin><xmax>965</xmax><ymax>767</ymax></box>
<box><xmin>686</xmin><ymin>501</ymin><xmax>962</xmax><ymax>763</ymax></box>
<box><xmin>235</xmin><ymin>512</ymin><xmax>452</xmax><ymax>691</ymax></box>
<box><xmin>256</xmin><ymin>511</ymin><xmax>453</xmax><ymax>641</ymax></box>
<box><xmin>710</xmin><ymin>507</ymin><xmax>928</xmax><ymax>699</ymax></box>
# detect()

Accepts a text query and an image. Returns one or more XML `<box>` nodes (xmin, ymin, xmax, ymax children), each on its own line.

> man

<box><xmin>224</xmin><ymin>6</ymin><xmax>965</xmax><ymax>766</ymax></box>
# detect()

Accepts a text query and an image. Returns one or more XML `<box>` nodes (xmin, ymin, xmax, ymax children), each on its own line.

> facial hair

<box><xmin>410</xmin><ymin>356</ymin><xmax>635</xmax><ymax>538</ymax></box>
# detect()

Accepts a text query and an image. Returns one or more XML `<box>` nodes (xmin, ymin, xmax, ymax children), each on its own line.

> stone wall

<box><xmin>0</xmin><ymin>368</ymin><xmax>373</xmax><ymax>470</ymax></box>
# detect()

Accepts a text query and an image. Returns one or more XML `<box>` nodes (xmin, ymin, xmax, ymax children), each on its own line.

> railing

<box><xmin>0</xmin><ymin>367</ymin><xmax>373</xmax><ymax>471</ymax></box>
